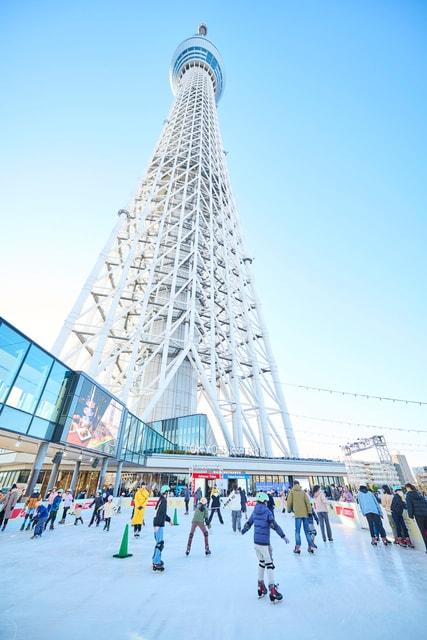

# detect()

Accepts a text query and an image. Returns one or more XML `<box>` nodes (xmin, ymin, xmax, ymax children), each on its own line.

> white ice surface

<box><xmin>0</xmin><ymin>506</ymin><xmax>426</xmax><ymax>640</ymax></box>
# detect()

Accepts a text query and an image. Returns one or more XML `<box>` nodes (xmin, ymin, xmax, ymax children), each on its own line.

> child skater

<box><xmin>152</xmin><ymin>485</ymin><xmax>172</xmax><ymax>571</ymax></box>
<box><xmin>242</xmin><ymin>492</ymin><xmax>289</xmax><ymax>603</ymax></box>
<box><xmin>31</xmin><ymin>501</ymin><xmax>49</xmax><ymax>539</ymax></box>
<box><xmin>20</xmin><ymin>491</ymin><xmax>40</xmax><ymax>531</ymax></box>
<box><xmin>103</xmin><ymin>495</ymin><xmax>115</xmax><ymax>531</ymax></box>
<box><xmin>186</xmin><ymin>497</ymin><xmax>211</xmax><ymax>556</ymax></box>
<box><xmin>74</xmin><ymin>503</ymin><xmax>84</xmax><ymax>526</ymax></box>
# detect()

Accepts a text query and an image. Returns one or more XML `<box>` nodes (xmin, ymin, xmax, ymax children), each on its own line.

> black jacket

<box><xmin>405</xmin><ymin>490</ymin><xmax>427</xmax><ymax>518</ymax></box>
<box><xmin>391</xmin><ymin>494</ymin><xmax>405</xmax><ymax>516</ymax></box>
<box><xmin>153</xmin><ymin>495</ymin><xmax>171</xmax><ymax>527</ymax></box>
<box><xmin>210</xmin><ymin>494</ymin><xmax>221</xmax><ymax>509</ymax></box>
<box><xmin>240</xmin><ymin>490</ymin><xmax>247</xmax><ymax>508</ymax></box>
<box><xmin>90</xmin><ymin>496</ymin><xmax>104</xmax><ymax>511</ymax></box>
<box><xmin>267</xmin><ymin>495</ymin><xmax>275</xmax><ymax>513</ymax></box>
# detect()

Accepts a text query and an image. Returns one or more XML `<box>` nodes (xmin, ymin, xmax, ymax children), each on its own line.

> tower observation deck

<box><xmin>53</xmin><ymin>25</ymin><xmax>299</xmax><ymax>458</ymax></box>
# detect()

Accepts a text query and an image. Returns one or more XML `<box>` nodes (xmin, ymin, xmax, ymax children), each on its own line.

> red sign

<box><xmin>192</xmin><ymin>472</ymin><xmax>221</xmax><ymax>479</ymax></box>
<box><xmin>342</xmin><ymin>507</ymin><xmax>355</xmax><ymax>519</ymax></box>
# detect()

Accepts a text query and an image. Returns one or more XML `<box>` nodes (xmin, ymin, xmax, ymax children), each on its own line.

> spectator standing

<box><xmin>405</xmin><ymin>483</ymin><xmax>427</xmax><ymax>552</ymax></box>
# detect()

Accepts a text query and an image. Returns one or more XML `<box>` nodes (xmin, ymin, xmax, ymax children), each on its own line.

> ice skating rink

<box><xmin>1</xmin><ymin>506</ymin><xmax>426</xmax><ymax>640</ymax></box>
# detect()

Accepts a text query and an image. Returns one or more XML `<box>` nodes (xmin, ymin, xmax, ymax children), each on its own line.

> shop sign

<box><xmin>223</xmin><ymin>473</ymin><xmax>250</xmax><ymax>479</ymax></box>
<box><xmin>192</xmin><ymin>472</ymin><xmax>222</xmax><ymax>479</ymax></box>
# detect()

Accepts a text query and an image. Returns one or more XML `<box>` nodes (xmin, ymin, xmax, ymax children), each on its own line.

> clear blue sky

<box><xmin>1</xmin><ymin>1</ymin><xmax>426</xmax><ymax>465</ymax></box>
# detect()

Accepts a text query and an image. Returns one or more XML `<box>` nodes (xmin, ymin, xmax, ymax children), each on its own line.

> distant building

<box><xmin>413</xmin><ymin>467</ymin><xmax>427</xmax><ymax>492</ymax></box>
<box><xmin>391</xmin><ymin>452</ymin><xmax>415</xmax><ymax>486</ymax></box>
<box><xmin>346</xmin><ymin>460</ymin><xmax>400</xmax><ymax>488</ymax></box>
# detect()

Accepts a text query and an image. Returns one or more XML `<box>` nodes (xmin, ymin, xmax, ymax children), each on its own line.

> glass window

<box><xmin>7</xmin><ymin>344</ymin><xmax>53</xmax><ymax>414</ymax></box>
<box><xmin>27</xmin><ymin>416</ymin><xmax>55</xmax><ymax>440</ymax></box>
<box><xmin>35</xmin><ymin>362</ymin><xmax>71</xmax><ymax>422</ymax></box>
<box><xmin>0</xmin><ymin>323</ymin><xmax>30</xmax><ymax>403</ymax></box>
<box><xmin>0</xmin><ymin>405</ymin><xmax>32</xmax><ymax>433</ymax></box>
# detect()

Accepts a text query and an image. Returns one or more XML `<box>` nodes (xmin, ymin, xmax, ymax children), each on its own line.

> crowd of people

<box><xmin>1</xmin><ymin>477</ymin><xmax>426</xmax><ymax>604</ymax></box>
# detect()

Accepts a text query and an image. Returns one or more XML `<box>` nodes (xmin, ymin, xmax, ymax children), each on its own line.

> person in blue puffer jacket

<box><xmin>242</xmin><ymin>492</ymin><xmax>289</xmax><ymax>603</ymax></box>
<box><xmin>357</xmin><ymin>486</ymin><xmax>390</xmax><ymax>546</ymax></box>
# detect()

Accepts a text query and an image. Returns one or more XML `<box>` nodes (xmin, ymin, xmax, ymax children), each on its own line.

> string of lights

<box><xmin>283</xmin><ymin>383</ymin><xmax>427</xmax><ymax>406</ymax></box>
<box><xmin>286</xmin><ymin>412</ymin><xmax>427</xmax><ymax>435</ymax></box>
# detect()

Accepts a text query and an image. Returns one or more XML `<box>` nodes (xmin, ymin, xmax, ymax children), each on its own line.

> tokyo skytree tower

<box><xmin>54</xmin><ymin>25</ymin><xmax>299</xmax><ymax>458</ymax></box>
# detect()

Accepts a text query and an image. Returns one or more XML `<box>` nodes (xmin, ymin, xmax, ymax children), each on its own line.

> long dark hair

<box><xmin>382</xmin><ymin>485</ymin><xmax>392</xmax><ymax>495</ymax></box>
<box><xmin>405</xmin><ymin>483</ymin><xmax>417</xmax><ymax>492</ymax></box>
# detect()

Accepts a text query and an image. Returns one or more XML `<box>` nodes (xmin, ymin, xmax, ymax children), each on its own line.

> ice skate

<box><xmin>307</xmin><ymin>546</ymin><xmax>315</xmax><ymax>554</ymax></box>
<box><xmin>205</xmin><ymin>548</ymin><xmax>211</xmax><ymax>556</ymax></box>
<box><xmin>153</xmin><ymin>563</ymin><xmax>165</xmax><ymax>572</ymax></box>
<box><xmin>293</xmin><ymin>545</ymin><xmax>301</xmax><ymax>554</ymax></box>
<box><xmin>371</xmin><ymin>537</ymin><xmax>378</xmax><ymax>545</ymax></box>
<box><xmin>185</xmin><ymin>549</ymin><xmax>190</xmax><ymax>556</ymax></box>
<box><xmin>257</xmin><ymin>580</ymin><xmax>267</xmax><ymax>598</ymax></box>
<box><xmin>403</xmin><ymin>537</ymin><xmax>415</xmax><ymax>549</ymax></box>
<box><xmin>269</xmin><ymin>584</ymin><xmax>283</xmax><ymax>603</ymax></box>
<box><xmin>381</xmin><ymin>537</ymin><xmax>392</xmax><ymax>546</ymax></box>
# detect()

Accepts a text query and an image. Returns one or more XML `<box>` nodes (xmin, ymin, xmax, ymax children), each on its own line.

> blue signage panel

<box><xmin>223</xmin><ymin>473</ymin><xmax>250</xmax><ymax>479</ymax></box>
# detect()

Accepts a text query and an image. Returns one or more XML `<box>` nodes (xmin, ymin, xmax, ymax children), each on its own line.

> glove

<box><xmin>283</xmin><ymin>535</ymin><xmax>290</xmax><ymax>544</ymax></box>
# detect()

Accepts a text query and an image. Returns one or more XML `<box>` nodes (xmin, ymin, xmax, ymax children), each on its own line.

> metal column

<box><xmin>26</xmin><ymin>441</ymin><xmax>49</xmax><ymax>497</ymax></box>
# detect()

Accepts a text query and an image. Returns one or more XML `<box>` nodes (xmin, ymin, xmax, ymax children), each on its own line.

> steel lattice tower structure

<box><xmin>53</xmin><ymin>25</ymin><xmax>299</xmax><ymax>457</ymax></box>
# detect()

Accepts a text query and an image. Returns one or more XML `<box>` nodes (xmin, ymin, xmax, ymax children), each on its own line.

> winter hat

<box><xmin>160</xmin><ymin>485</ymin><xmax>170</xmax><ymax>495</ymax></box>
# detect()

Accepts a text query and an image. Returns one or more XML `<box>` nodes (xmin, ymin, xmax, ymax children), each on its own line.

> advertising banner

<box><xmin>64</xmin><ymin>378</ymin><xmax>123</xmax><ymax>456</ymax></box>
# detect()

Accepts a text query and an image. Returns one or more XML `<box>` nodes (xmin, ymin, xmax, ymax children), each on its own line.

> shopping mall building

<box><xmin>0</xmin><ymin>317</ymin><xmax>346</xmax><ymax>497</ymax></box>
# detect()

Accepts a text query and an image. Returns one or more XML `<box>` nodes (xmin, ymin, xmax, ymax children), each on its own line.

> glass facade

<box><xmin>121</xmin><ymin>412</ymin><xmax>176</xmax><ymax>464</ymax></box>
<box><xmin>0</xmin><ymin>319</ymin><xmax>73</xmax><ymax>440</ymax></box>
<box><xmin>149</xmin><ymin>413</ymin><xmax>207</xmax><ymax>450</ymax></box>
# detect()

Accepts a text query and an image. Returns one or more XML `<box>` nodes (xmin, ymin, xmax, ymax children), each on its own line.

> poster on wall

<box><xmin>64</xmin><ymin>378</ymin><xmax>123</xmax><ymax>456</ymax></box>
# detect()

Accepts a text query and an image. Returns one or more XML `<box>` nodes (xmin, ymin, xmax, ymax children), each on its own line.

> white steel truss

<box><xmin>53</xmin><ymin>27</ymin><xmax>299</xmax><ymax>457</ymax></box>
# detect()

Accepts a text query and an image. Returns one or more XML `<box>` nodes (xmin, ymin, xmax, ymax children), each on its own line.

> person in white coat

<box><xmin>103</xmin><ymin>495</ymin><xmax>116</xmax><ymax>531</ymax></box>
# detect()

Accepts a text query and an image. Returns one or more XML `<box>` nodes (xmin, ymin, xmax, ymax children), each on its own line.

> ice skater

<box><xmin>131</xmin><ymin>483</ymin><xmax>149</xmax><ymax>537</ymax></box>
<box><xmin>207</xmin><ymin>488</ymin><xmax>224</xmax><ymax>525</ymax></box>
<box><xmin>20</xmin><ymin>491</ymin><xmax>40</xmax><ymax>531</ymax></box>
<box><xmin>357</xmin><ymin>486</ymin><xmax>390</xmax><ymax>546</ymax></box>
<box><xmin>88</xmin><ymin>491</ymin><xmax>104</xmax><ymax>527</ymax></box>
<box><xmin>31</xmin><ymin>501</ymin><xmax>49</xmax><ymax>539</ymax></box>
<box><xmin>312</xmin><ymin>485</ymin><xmax>333</xmax><ymax>542</ymax></box>
<box><xmin>287</xmin><ymin>481</ymin><xmax>316</xmax><ymax>554</ymax></box>
<box><xmin>103</xmin><ymin>495</ymin><xmax>115</xmax><ymax>531</ymax></box>
<box><xmin>242</xmin><ymin>491</ymin><xmax>289</xmax><ymax>603</ymax></box>
<box><xmin>186</xmin><ymin>497</ymin><xmax>210</xmax><ymax>555</ymax></box>
<box><xmin>152</xmin><ymin>485</ymin><xmax>172</xmax><ymax>571</ymax></box>
<box><xmin>74</xmin><ymin>503</ymin><xmax>84</xmax><ymax>525</ymax></box>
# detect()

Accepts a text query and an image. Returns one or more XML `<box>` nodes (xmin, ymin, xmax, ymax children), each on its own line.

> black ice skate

<box><xmin>152</xmin><ymin>563</ymin><xmax>165</xmax><ymax>572</ymax></box>
<box><xmin>269</xmin><ymin>584</ymin><xmax>283</xmax><ymax>603</ymax></box>
<box><xmin>257</xmin><ymin>580</ymin><xmax>267</xmax><ymax>598</ymax></box>
<box><xmin>205</xmin><ymin>549</ymin><xmax>211</xmax><ymax>556</ymax></box>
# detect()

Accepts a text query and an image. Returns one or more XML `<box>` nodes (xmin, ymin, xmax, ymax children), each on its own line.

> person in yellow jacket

<box><xmin>131</xmin><ymin>483</ymin><xmax>149</xmax><ymax>537</ymax></box>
